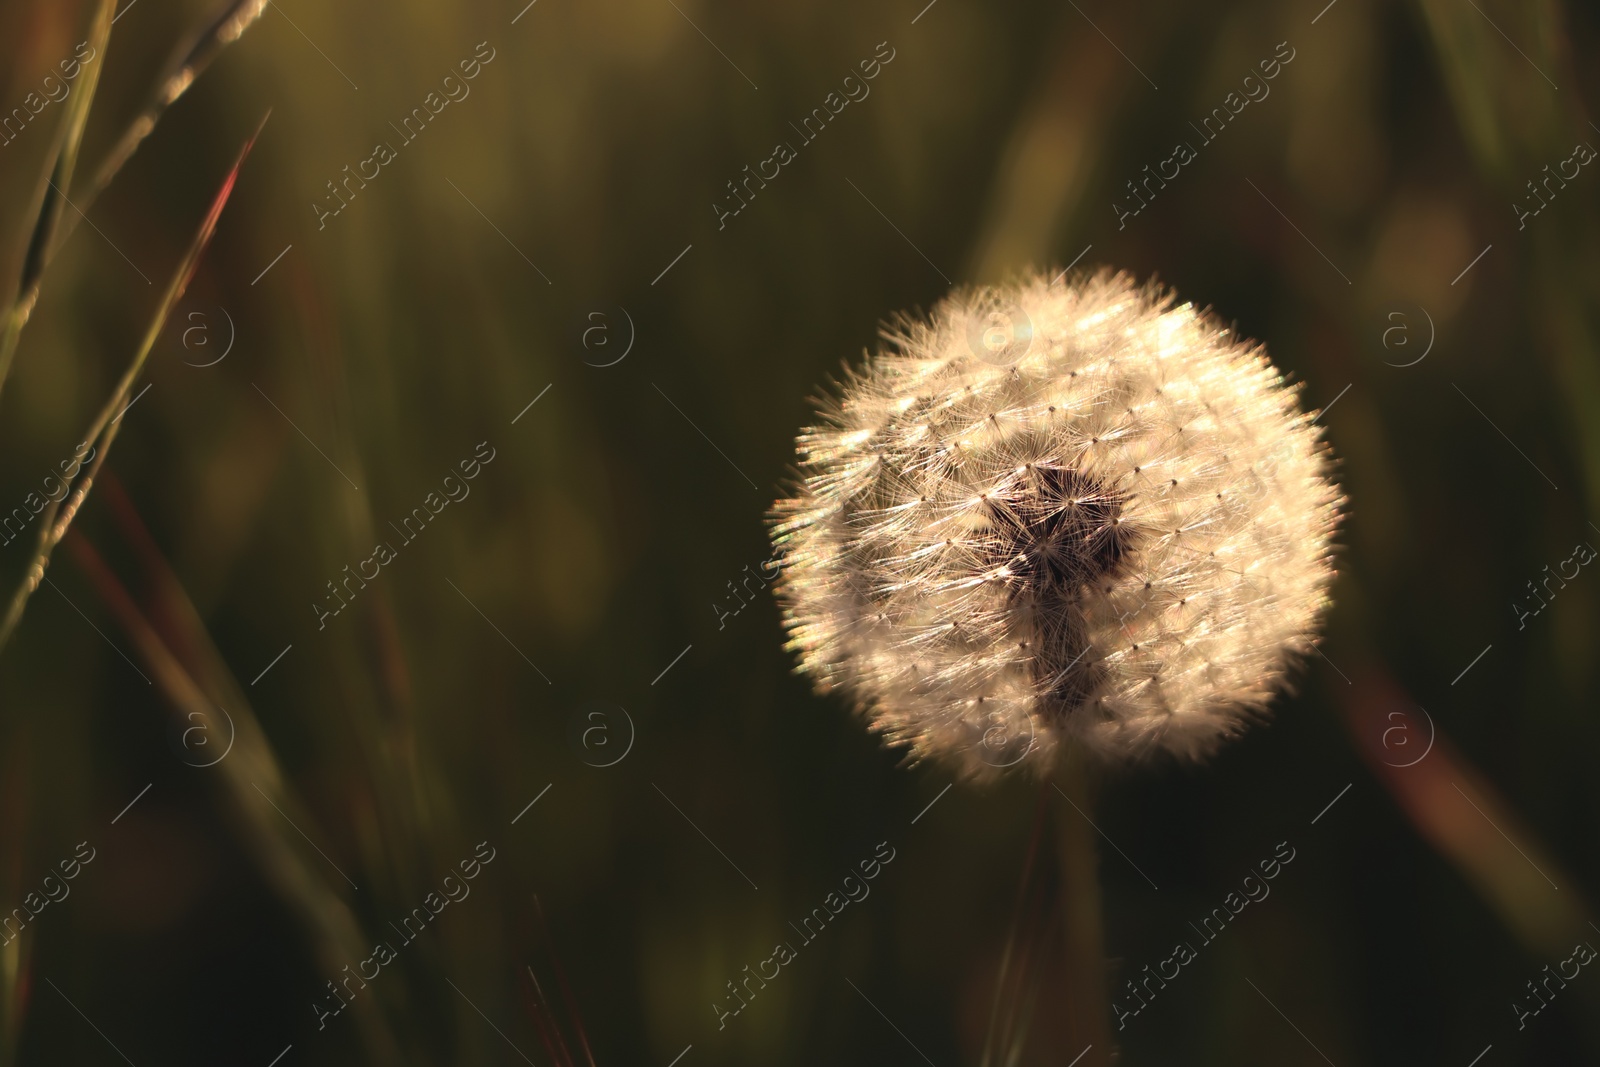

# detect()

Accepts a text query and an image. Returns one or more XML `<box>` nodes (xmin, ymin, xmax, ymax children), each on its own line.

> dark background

<box><xmin>1</xmin><ymin>0</ymin><xmax>1598</xmax><ymax>1064</ymax></box>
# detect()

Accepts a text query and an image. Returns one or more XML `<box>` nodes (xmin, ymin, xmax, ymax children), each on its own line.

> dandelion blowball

<box><xmin>770</xmin><ymin>269</ymin><xmax>1341</xmax><ymax>777</ymax></box>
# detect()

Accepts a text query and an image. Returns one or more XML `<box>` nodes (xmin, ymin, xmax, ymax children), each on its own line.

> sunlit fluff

<box><xmin>770</xmin><ymin>270</ymin><xmax>1342</xmax><ymax>776</ymax></box>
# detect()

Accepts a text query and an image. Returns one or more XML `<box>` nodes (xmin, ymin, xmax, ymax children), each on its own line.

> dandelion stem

<box><xmin>1055</xmin><ymin>750</ymin><xmax>1112</xmax><ymax>1065</ymax></box>
<box><xmin>980</xmin><ymin>785</ymin><xmax>1052</xmax><ymax>1067</ymax></box>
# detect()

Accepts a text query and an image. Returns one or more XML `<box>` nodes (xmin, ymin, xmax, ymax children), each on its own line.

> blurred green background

<box><xmin>1</xmin><ymin>0</ymin><xmax>1599</xmax><ymax>1064</ymax></box>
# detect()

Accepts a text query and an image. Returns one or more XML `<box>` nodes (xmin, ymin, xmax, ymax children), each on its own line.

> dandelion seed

<box><xmin>770</xmin><ymin>269</ymin><xmax>1342</xmax><ymax>776</ymax></box>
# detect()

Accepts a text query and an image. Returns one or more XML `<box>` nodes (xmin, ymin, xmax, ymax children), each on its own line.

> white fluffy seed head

<box><xmin>770</xmin><ymin>269</ymin><xmax>1342</xmax><ymax>778</ymax></box>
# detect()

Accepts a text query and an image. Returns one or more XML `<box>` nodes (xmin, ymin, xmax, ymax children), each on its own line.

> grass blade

<box><xmin>1342</xmin><ymin>671</ymin><xmax>1589</xmax><ymax>954</ymax></box>
<box><xmin>0</xmin><ymin>0</ymin><xmax>116</xmax><ymax>403</ymax></box>
<box><xmin>0</xmin><ymin>113</ymin><xmax>268</xmax><ymax>656</ymax></box>
<box><xmin>0</xmin><ymin>0</ymin><xmax>272</xmax><ymax>405</ymax></box>
<box><xmin>82</xmin><ymin>0</ymin><xmax>273</xmax><ymax>212</ymax></box>
<box><xmin>62</xmin><ymin>528</ymin><xmax>403</xmax><ymax>1065</ymax></box>
<box><xmin>0</xmin><ymin>729</ymin><xmax>36</xmax><ymax>1067</ymax></box>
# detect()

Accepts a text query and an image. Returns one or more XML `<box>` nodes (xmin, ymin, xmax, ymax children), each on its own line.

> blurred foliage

<box><xmin>1</xmin><ymin>0</ymin><xmax>1598</xmax><ymax>1064</ymax></box>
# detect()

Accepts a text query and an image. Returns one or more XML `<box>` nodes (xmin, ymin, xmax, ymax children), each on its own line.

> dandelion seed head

<box><xmin>770</xmin><ymin>269</ymin><xmax>1342</xmax><ymax>777</ymax></box>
